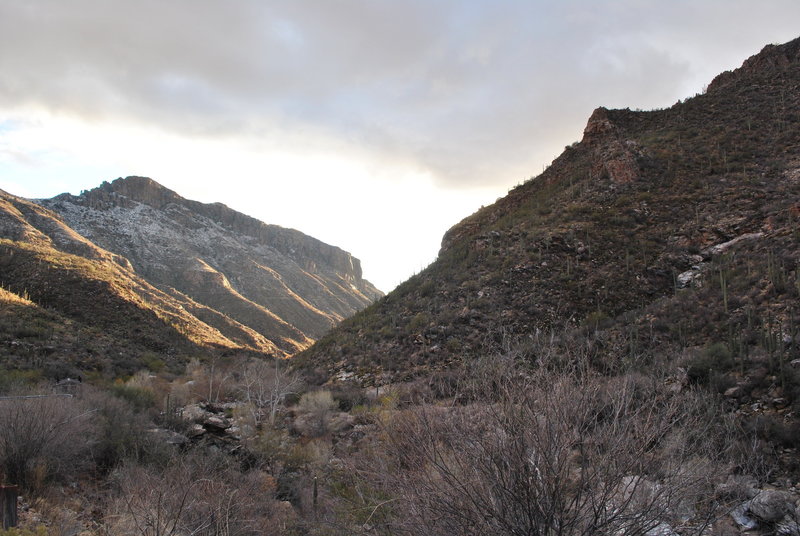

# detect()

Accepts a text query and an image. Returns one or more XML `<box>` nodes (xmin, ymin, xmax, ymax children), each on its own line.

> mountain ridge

<box><xmin>36</xmin><ymin>176</ymin><xmax>382</xmax><ymax>357</ymax></box>
<box><xmin>0</xmin><ymin>189</ymin><xmax>266</xmax><ymax>375</ymax></box>
<box><xmin>62</xmin><ymin>176</ymin><xmax>371</xmax><ymax>283</ymax></box>
<box><xmin>296</xmin><ymin>36</ymin><xmax>800</xmax><ymax>386</ymax></box>
<box><xmin>0</xmin><ymin>177</ymin><xmax>382</xmax><ymax>376</ymax></box>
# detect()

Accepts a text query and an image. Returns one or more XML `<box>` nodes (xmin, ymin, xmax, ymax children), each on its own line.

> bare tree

<box><xmin>238</xmin><ymin>359</ymin><xmax>301</xmax><ymax>427</ymax></box>
<box><xmin>187</xmin><ymin>357</ymin><xmax>234</xmax><ymax>404</ymax></box>
<box><xmin>106</xmin><ymin>455</ymin><xmax>276</xmax><ymax>536</ymax></box>
<box><xmin>375</xmin><ymin>364</ymin><xmax>722</xmax><ymax>535</ymax></box>
<box><xmin>107</xmin><ymin>462</ymin><xmax>200</xmax><ymax>536</ymax></box>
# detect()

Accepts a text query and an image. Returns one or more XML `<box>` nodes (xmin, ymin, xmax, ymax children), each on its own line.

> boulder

<box><xmin>182</xmin><ymin>403</ymin><xmax>212</xmax><ymax>422</ymax></box>
<box><xmin>186</xmin><ymin>423</ymin><xmax>206</xmax><ymax>438</ymax></box>
<box><xmin>730</xmin><ymin>502</ymin><xmax>758</xmax><ymax>530</ymax></box>
<box><xmin>204</xmin><ymin>415</ymin><xmax>231</xmax><ymax>433</ymax></box>
<box><xmin>723</xmin><ymin>385</ymin><xmax>744</xmax><ymax>399</ymax></box>
<box><xmin>777</xmin><ymin>513</ymin><xmax>800</xmax><ymax>536</ymax></box>
<box><xmin>645</xmin><ymin>522</ymin><xmax>676</xmax><ymax>535</ymax></box>
<box><xmin>749</xmin><ymin>490</ymin><xmax>795</xmax><ymax>523</ymax></box>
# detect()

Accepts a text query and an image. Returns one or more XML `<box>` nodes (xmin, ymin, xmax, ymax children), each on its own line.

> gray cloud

<box><xmin>1</xmin><ymin>0</ymin><xmax>799</xmax><ymax>187</ymax></box>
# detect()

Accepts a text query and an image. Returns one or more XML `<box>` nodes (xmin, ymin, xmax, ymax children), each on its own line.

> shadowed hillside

<box><xmin>297</xmin><ymin>38</ymin><xmax>800</xmax><ymax>390</ymax></box>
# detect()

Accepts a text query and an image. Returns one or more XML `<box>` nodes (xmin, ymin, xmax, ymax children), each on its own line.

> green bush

<box><xmin>141</xmin><ymin>351</ymin><xmax>166</xmax><ymax>372</ymax></box>
<box><xmin>0</xmin><ymin>369</ymin><xmax>42</xmax><ymax>394</ymax></box>
<box><xmin>83</xmin><ymin>388</ymin><xmax>165</xmax><ymax>471</ymax></box>
<box><xmin>330</xmin><ymin>382</ymin><xmax>367</xmax><ymax>411</ymax></box>
<box><xmin>408</xmin><ymin>312</ymin><xmax>430</xmax><ymax>332</ymax></box>
<box><xmin>110</xmin><ymin>383</ymin><xmax>156</xmax><ymax>412</ymax></box>
<box><xmin>686</xmin><ymin>342</ymin><xmax>734</xmax><ymax>384</ymax></box>
<box><xmin>0</xmin><ymin>527</ymin><xmax>49</xmax><ymax>536</ymax></box>
<box><xmin>12</xmin><ymin>325</ymin><xmax>47</xmax><ymax>339</ymax></box>
<box><xmin>418</xmin><ymin>279</ymin><xmax>436</xmax><ymax>298</ymax></box>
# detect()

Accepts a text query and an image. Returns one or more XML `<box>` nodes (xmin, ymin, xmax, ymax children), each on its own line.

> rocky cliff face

<box><xmin>37</xmin><ymin>177</ymin><xmax>382</xmax><ymax>357</ymax></box>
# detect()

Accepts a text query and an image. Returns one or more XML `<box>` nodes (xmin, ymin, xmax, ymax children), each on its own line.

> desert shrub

<box><xmin>249</xmin><ymin>431</ymin><xmax>320</xmax><ymax>505</ymax></box>
<box><xmin>141</xmin><ymin>352</ymin><xmax>166</xmax><ymax>373</ymax></box>
<box><xmin>249</xmin><ymin>428</ymin><xmax>299</xmax><ymax>474</ymax></box>
<box><xmin>727</xmin><ymin>433</ymin><xmax>780</xmax><ymax>484</ymax></box>
<box><xmin>12</xmin><ymin>325</ymin><xmax>47</xmax><ymax>339</ymax></box>
<box><xmin>374</xmin><ymin>364</ymin><xmax>723</xmax><ymax>536</ymax></box>
<box><xmin>297</xmin><ymin>390</ymin><xmax>335</xmax><ymax>414</ymax></box>
<box><xmin>0</xmin><ymin>528</ymin><xmax>48</xmax><ymax>536</ymax></box>
<box><xmin>0</xmin><ymin>369</ymin><xmax>42</xmax><ymax>394</ymax></box>
<box><xmin>109</xmin><ymin>383</ymin><xmax>155</xmax><ymax>412</ymax></box>
<box><xmin>329</xmin><ymin>382</ymin><xmax>366</xmax><ymax>412</ymax></box>
<box><xmin>408</xmin><ymin>312</ymin><xmax>430</xmax><ymax>332</ymax></box>
<box><xmin>417</xmin><ymin>279</ymin><xmax>436</xmax><ymax>298</ymax></box>
<box><xmin>426</xmin><ymin>370</ymin><xmax>463</xmax><ymax>400</ymax></box>
<box><xmin>0</xmin><ymin>391</ymin><xmax>94</xmax><ymax>491</ymax></box>
<box><xmin>294</xmin><ymin>391</ymin><xmax>337</xmax><ymax>438</ymax></box>
<box><xmin>778</xmin><ymin>367</ymin><xmax>800</xmax><ymax>407</ymax></box>
<box><xmin>746</xmin><ymin>414</ymin><xmax>800</xmax><ymax>449</ymax></box>
<box><xmin>321</xmin><ymin>463</ymin><xmax>395</xmax><ymax>530</ymax></box>
<box><xmin>686</xmin><ymin>342</ymin><xmax>734</xmax><ymax>384</ymax></box>
<box><xmin>106</xmin><ymin>453</ymin><xmax>280</xmax><ymax>536</ymax></box>
<box><xmin>40</xmin><ymin>362</ymin><xmax>80</xmax><ymax>382</ymax></box>
<box><xmin>393</xmin><ymin>379</ymin><xmax>434</xmax><ymax>406</ymax></box>
<box><xmin>445</xmin><ymin>337</ymin><xmax>462</xmax><ymax>353</ymax></box>
<box><xmin>709</xmin><ymin>370</ymin><xmax>737</xmax><ymax>394</ymax></box>
<box><xmin>584</xmin><ymin>310</ymin><xmax>612</xmax><ymax>331</ymax></box>
<box><xmin>167</xmin><ymin>380</ymin><xmax>192</xmax><ymax>407</ymax></box>
<box><xmin>82</xmin><ymin>388</ymin><xmax>165</xmax><ymax>471</ymax></box>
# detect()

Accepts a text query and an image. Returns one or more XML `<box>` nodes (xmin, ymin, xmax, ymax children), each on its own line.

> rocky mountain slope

<box><xmin>0</xmin><ymin>179</ymin><xmax>381</xmax><ymax>376</ymax></box>
<box><xmin>36</xmin><ymin>177</ymin><xmax>382</xmax><ymax>357</ymax></box>
<box><xmin>0</xmin><ymin>190</ymin><xmax>261</xmax><ymax>376</ymax></box>
<box><xmin>297</xmin><ymin>37</ymin><xmax>800</xmax><ymax>390</ymax></box>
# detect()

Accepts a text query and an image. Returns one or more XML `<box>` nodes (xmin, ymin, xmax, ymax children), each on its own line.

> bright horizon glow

<box><xmin>0</xmin><ymin>108</ymin><xmax>499</xmax><ymax>292</ymax></box>
<box><xmin>1</xmin><ymin>1</ymin><xmax>799</xmax><ymax>292</ymax></box>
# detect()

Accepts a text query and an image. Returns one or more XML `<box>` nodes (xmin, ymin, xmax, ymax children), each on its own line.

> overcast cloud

<box><xmin>1</xmin><ymin>1</ymin><xmax>799</xmax><ymax>290</ymax></box>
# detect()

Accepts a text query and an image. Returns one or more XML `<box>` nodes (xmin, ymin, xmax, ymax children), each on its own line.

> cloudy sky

<box><xmin>0</xmin><ymin>1</ymin><xmax>798</xmax><ymax>291</ymax></box>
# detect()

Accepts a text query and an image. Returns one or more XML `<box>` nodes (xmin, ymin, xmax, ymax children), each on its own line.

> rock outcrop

<box><xmin>582</xmin><ymin>107</ymin><xmax>644</xmax><ymax>184</ymax></box>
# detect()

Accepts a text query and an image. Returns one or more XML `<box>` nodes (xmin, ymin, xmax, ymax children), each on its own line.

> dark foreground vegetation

<box><xmin>1</xmin><ymin>328</ymin><xmax>799</xmax><ymax>535</ymax></box>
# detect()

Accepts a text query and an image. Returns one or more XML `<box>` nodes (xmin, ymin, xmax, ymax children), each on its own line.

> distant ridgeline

<box><xmin>0</xmin><ymin>176</ymin><xmax>381</xmax><ymax>376</ymax></box>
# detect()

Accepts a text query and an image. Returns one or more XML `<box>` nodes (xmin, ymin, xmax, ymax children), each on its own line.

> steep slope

<box><xmin>297</xmin><ymin>37</ymin><xmax>800</xmax><ymax>386</ymax></box>
<box><xmin>38</xmin><ymin>177</ymin><xmax>382</xmax><ymax>355</ymax></box>
<box><xmin>0</xmin><ymin>191</ymin><xmax>281</xmax><ymax>375</ymax></box>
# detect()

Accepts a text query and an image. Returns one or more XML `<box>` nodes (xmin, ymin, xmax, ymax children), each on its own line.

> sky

<box><xmin>0</xmin><ymin>1</ymin><xmax>798</xmax><ymax>292</ymax></box>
